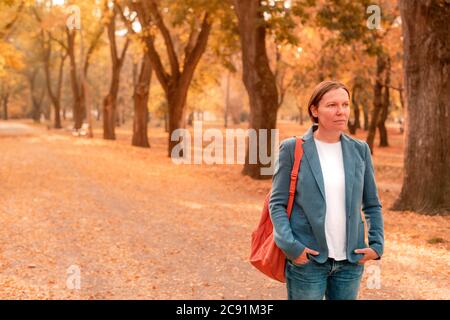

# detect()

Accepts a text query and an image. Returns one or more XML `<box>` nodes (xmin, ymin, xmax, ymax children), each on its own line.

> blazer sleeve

<box><xmin>362</xmin><ymin>142</ymin><xmax>385</xmax><ymax>259</ymax></box>
<box><xmin>269</xmin><ymin>139</ymin><xmax>306</xmax><ymax>261</ymax></box>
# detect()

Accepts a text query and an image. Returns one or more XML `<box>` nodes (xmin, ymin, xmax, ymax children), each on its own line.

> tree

<box><xmin>129</xmin><ymin>0</ymin><xmax>214</xmax><ymax>156</ymax></box>
<box><xmin>366</xmin><ymin>49</ymin><xmax>387</xmax><ymax>150</ymax></box>
<box><xmin>348</xmin><ymin>77</ymin><xmax>362</xmax><ymax>134</ymax></box>
<box><xmin>102</xmin><ymin>0</ymin><xmax>129</xmax><ymax>140</ymax></box>
<box><xmin>233</xmin><ymin>0</ymin><xmax>312</xmax><ymax>178</ymax></box>
<box><xmin>131</xmin><ymin>53</ymin><xmax>152</xmax><ymax>148</ymax></box>
<box><xmin>392</xmin><ymin>0</ymin><xmax>450</xmax><ymax>215</ymax></box>
<box><xmin>53</xmin><ymin>1</ymin><xmax>105</xmax><ymax>131</ymax></box>
<box><xmin>25</xmin><ymin>67</ymin><xmax>46</xmax><ymax>122</ymax></box>
<box><xmin>273</xmin><ymin>44</ymin><xmax>296</xmax><ymax>110</ymax></box>
<box><xmin>33</xmin><ymin>5</ymin><xmax>67</xmax><ymax>129</ymax></box>
<box><xmin>378</xmin><ymin>55</ymin><xmax>390</xmax><ymax>146</ymax></box>
<box><xmin>233</xmin><ymin>0</ymin><xmax>279</xmax><ymax>179</ymax></box>
<box><xmin>117</xmin><ymin>3</ymin><xmax>152</xmax><ymax>148</ymax></box>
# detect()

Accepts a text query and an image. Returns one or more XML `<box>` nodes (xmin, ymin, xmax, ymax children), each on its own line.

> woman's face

<box><xmin>311</xmin><ymin>88</ymin><xmax>350</xmax><ymax>132</ymax></box>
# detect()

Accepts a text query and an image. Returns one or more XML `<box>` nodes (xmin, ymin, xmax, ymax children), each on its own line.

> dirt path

<box><xmin>0</xmin><ymin>121</ymin><xmax>448</xmax><ymax>299</ymax></box>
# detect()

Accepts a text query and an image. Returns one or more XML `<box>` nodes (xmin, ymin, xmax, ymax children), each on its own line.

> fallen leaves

<box><xmin>0</xmin><ymin>121</ymin><xmax>448</xmax><ymax>299</ymax></box>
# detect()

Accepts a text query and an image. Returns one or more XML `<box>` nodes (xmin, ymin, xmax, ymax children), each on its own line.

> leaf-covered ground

<box><xmin>0</xmin><ymin>120</ymin><xmax>448</xmax><ymax>299</ymax></box>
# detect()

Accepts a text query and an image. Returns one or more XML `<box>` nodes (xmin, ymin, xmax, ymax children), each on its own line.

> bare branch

<box><xmin>119</xmin><ymin>37</ymin><xmax>130</xmax><ymax>66</ymax></box>
<box><xmin>145</xmin><ymin>0</ymin><xmax>180</xmax><ymax>77</ymax></box>
<box><xmin>128</xmin><ymin>0</ymin><xmax>169</xmax><ymax>93</ymax></box>
<box><xmin>385</xmin><ymin>85</ymin><xmax>403</xmax><ymax>92</ymax></box>
<box><xmin>49</xmin><ymin>32</ymin><xmax>69</xmax><ymax>52</ymax></box>
<box><xmin>117</xmin><ymin>2</ymin><xmax>136</xmax><ymax>35</ymax></box>
<box><xmin>181</xmin><ymin>12</ymin><xmax>212</xmax><ymax>81</ymax></box>
<box><xmin>84</xmin><ymin>23</ymin><xmax>105</xmax><ymax>75</ymax></box>
<box><xmin>184</xmin><ymin>19</ymin><xmax>200</xmax><ymax>61</ymax></box>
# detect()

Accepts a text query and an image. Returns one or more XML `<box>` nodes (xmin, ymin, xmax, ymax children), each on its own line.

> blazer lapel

<box><xmin>341</xmin><ymin>134</ymin><xmax>356</xmax><ymax>217</ymax></box>
<box><xmin>301</xmin><ymin>127</ymin><xmax>326</xmax><ymax>202</ymax></box>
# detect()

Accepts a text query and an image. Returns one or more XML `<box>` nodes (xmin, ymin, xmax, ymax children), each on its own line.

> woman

<box><xmin>269</xmin><ymin>80</ymin><xmax>384</xmax><ymax>300</ymax></box>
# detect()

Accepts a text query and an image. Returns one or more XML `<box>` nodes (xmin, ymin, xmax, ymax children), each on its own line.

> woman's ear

<box><xmin>310</xmin><ymin>105</ymin><xmax>318</xmax><ymax>118</ymax></box>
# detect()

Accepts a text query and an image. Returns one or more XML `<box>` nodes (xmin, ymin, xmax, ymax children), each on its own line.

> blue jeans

<box><xmin>285</xmin><ymin>258</ymin><xmax>365</xmax><ymax>300</ymax></box>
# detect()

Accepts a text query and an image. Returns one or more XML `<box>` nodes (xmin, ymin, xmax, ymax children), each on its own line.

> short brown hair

<box><xmin>307</xmin><ymin>80</ymin><xmax>350</xmax><ymax>124</ymax></box>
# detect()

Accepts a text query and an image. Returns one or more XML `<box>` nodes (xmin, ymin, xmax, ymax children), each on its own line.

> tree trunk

<box><xmin>350</xmin><ymin>101</ymin><xmax>361</xmax><ymax>134</ymax></box>
<box><xmin>224</xmin><ymin>71</ymin><xmax>230</xmax><ymax>128</ymax></box>
<box><xmin>234</xmin><ymin>0</ymin><xmax>279</xmax><ymax>179</ymax></box>
<box><xmin>298</xmin><ymin>104</ymin><xmax>304</xmax><ymax>125</ymax></box>
<box><xmin>28</xmin><ymin>71</ymin><xmax>45</xmax><ymax>123</ymax></box>
<box><xmin>164</xmin><ymin>112</ymin><xmax>168</xmax><ymax>133</ymax></box>
<box><xmin>31</xmin><ymin>93</ymin><xmax>45</xmax><ymax>123</ymax></box>
<box><xmin>132</xmin><ymin>54</ymin><xmax>152</xmax><ymax>148</ymax></box>
<box><xmin>348</xmin><ymin>83</ymin><xmax>361</xmax><ymax>134</ymax></box>
<box><xmin>353</xmin><ymin>83</ymin><xmax>362</xmax><ymax>130</ymax></box>
<box><xmin>96</xmin><ymin>103</ymin><xmax>101</xmax><ymax>121</ymax></box>
<box><xmin>53</xmin><ymin>92</ymin><xmax>62</xmax><ymax>129</ymax></box>
<box><xmin>103</xmin><ymin>64</ymin><xmax>127</xmax><ymax>139</ymax></box>
<box><xmin>115</xmin><ymin>102</ymin><xmax>121</xmax><ymax>127</ymax></box>
<box><xmin>354</xmin><ymin>105</ymin><xmax>361</xmax><ymax>129</ymax></box>
<box><xmin>103</xmin><ymin>5</ymin><xmax>129</xmax><ymax>140</ymax></box>
<box><xmin>392</xmin><ymin>0</ymin><xmax>450</xmax><ymax>215</ymax></box>
<box><xmin>163</xmin><ymin>33</ymin><xmax>210</xmax><ymax>156</ymax></box>
<box><xmin>67</xmin><ymin>28</ymin><xmax>84</xmax><ymax>130</ymax></box>
<box><xmin>363</xmin><ymin>104</ymin><xmax>369</xmax><ymax>131</ymax></box>
<box><xmin>2</xmin><ymin>94</ymin><xmax>9</xmax><ymax>120</ymax></box>
<box><xmin>131</xmin><ymin>1</ymin><xmax>211</xmax><ymax>157</ymax></box>
<box><xmin>103</xmin><ymin>86</ymin><xmax>117</xmax><ymax>140</ymax></box>
<box><xmin>43</xmin><ymin>38</ymin><xmax>65</xmax><ymax>129</ymax></box>
<box><xmin>167</xmin><ymin>84</ymin><xmax>187</xmax><ymax>156</ymax></box>
<box><xmin>378</xmin><ymin>56</ymin><xmax>390</xmax><ymax>147</ymax></box>
<box><xmin>399</xmin><ymin>86</ymin><xmax>405</xmax><ymax>111</ymax></box>
<box><xmin>366</xmin><ymin>53</ymin><xmax>386</xmax><ymax>153</ymax></box>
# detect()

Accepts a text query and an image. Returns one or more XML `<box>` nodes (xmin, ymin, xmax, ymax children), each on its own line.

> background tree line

<box><xmin>0</xmin><ymin>0</ymin><xmax>448</xmax><ymax>214</ymax></box>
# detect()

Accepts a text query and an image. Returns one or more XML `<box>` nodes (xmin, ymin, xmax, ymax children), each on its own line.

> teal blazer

<box><xmin>269</xmin><ymin>125</ymin><xmax>384</xmax><ymax>264</ymax></box>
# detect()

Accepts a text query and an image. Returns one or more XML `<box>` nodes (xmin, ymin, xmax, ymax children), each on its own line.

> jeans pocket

<box><xmin>346</xmin><ymin>259</ymin><xmax>365</xmax><ymax>272</ymax></box>
<box><xmin>289</xmin><ymin>258</ymin><xmax>312</xmax><ymax>267</ymax></box>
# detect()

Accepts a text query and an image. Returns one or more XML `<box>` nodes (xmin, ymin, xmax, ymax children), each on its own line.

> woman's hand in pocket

<box><xmin>354</xmin><ymin>248</ymin><xmax>379</xmax><ymax>264</ymax></box>
<box><xmin>293</xmin><ymin>247</ymin><xmax>320</xmax><ymax>265</ymax></box>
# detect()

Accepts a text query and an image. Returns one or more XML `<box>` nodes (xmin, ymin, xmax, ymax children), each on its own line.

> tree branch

<box><xmin>49</xmin><ymin>32</ymin><xmax>69</xmax><ymax>52</ymax></box>
<box><xmin>184</xmin><ymin>19</ymin><xmax>200</xmax><ymax>61</ymax></box>
<box><xmin>117</xmin><ymin>2</ymin><xmax>136</xmax><ymax>35</ymax></box>
<box><xmin>145</xmin><ymin>0</ymin><xmax>180</xmax><ymax>77</ymax></box>
<box><xmin>181</xmin><ymin>12</ymin><xmax>212</xmax><ymax>83</ymax></box>
<box><xmin>385</xmin><ymin>84</ymin><xmax>403</xmax><ymax>92</ymax></box>
<box><xmin>119</xmin><ymin>37</ymin><xmax>130</xmax><ymax>66</ymax></box>
<box><xmin>84</xmin><ymin>23</ymin><xmax>105</xmax><ymax>75</ymax></box>
<box><xmin>128</xmin><ymin>0</ymin><xmax>169</xmax><ymax>93</ymax></box>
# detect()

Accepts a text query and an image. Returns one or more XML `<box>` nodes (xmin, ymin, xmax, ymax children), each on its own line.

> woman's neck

<box><xmin>313</xmin><ymin>126</ymin><xmax>342</xmax><ymax>143</ymax></box>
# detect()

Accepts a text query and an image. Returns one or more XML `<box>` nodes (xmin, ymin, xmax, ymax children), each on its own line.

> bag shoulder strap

<box><xmin>286</xmin><ymin>137</ymin><xmax>304</xmax><ymax>217</ymax></box>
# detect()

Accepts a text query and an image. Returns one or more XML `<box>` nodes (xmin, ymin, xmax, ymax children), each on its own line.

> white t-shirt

<box><xmin>314</xmin><ymin>137</ymin><xmax>347</xmax><ymax>261</ymax></box>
